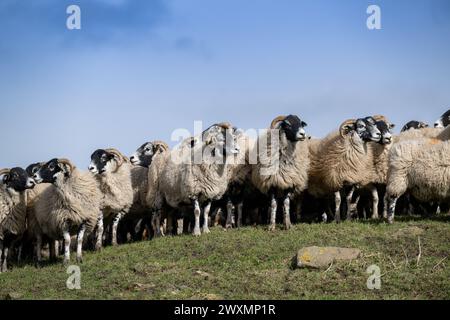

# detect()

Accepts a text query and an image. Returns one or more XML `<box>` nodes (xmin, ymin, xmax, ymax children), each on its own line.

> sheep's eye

<box><xmin>49</xmin><ymin>164</ymin><xmax>55</xmax><ymax>171</ymax></box>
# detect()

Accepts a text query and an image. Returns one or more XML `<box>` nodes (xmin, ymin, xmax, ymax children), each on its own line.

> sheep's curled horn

<box><xmin>105</xmin><ymin>148</ymin><xmax>128</xmax><ymax>168</ymax></box>
<box><xmin>339</xmin><ymin>119</ymin><xmax>357</xmax><ymax>138</ymax></box>
<box><xmin>270</xmin><ymin>116</ymin><xmax>287</xmax><ymax>129</ymax></box>
<box><xmin>58</xmin><ymin>159</ymin><xmax>75</xmax><ymax>175</ymax></box>
<box><xmin>152</xmin><ymin>141</ymin><xmax>169</xmax><ymax>153</ymax></box>
<box><xmin>0</xmin><ymin>168</ymin><xmax>11</xmax><ymax>177</ymax></box>
<box><xmin>215</xmin><ymin>122</ymin><xmax>232</xmax><ymax>130</ymax></box>
<box><xmin>373</xmin><ymin>114</ymin><xmax>395</xmax><ymax>128</ymax></box>
<box><xmin>372</xmin><ymin>115</ymin><xmax>388</xmax><ymax>122</ymax></box>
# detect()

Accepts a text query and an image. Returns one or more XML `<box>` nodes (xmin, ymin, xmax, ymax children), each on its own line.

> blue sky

<box><xmin>1</xmin><ymin>0</ymin><xmax>449</xmax><ymax>168</ymax></box>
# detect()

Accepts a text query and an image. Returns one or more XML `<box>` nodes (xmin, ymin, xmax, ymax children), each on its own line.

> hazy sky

<box><xmin>1</xmin><ymin>0</ymin><xmax>449</xmax><ymax>168</ymax></box>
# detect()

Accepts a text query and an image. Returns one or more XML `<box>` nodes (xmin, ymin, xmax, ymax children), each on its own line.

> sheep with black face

<box><xmin>434</xmin><ymin>109</ymin><xmax>450</xmax><ymax>128</ymax></box>
<box><xmin>0</xmin><ymin>167</ymin><xmax>35</xmax><ymax>272</ymax></box>
<box><xmin>307</xmin><ymin>116</ymin><xmax>381</xmax><ymax>222</ymax></box>
<box><xmin>401</xmin><ymin>120</ymin><xmax>429</xmax><ymax>132</ymax></box>
<box><xmin>33</xmin><ymin>158</ymin><xmax>101</xmax><ymax>264</ymax></box>
<box><xmin>346</xmin><ymin>116</ymin><xmax>396</xmax><ymax>220</ymax></box>
<box><xmin>251</xmin><ymin>115</ymin><xmax>309</xmax><ymax>231</ymax></box>
<box><xmin>89</xmin><ymin>148</ymin><xmax>134</xmax><ymax>248</ymax></box>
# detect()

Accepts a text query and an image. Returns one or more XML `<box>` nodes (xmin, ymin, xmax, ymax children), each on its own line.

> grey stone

<box><xmin>296</xmin><ymin>246</ymin><xmax>361</xmax><ymax>269</ymax></box>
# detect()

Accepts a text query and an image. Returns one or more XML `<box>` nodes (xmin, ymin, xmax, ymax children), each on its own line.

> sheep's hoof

<box><xmin>202</xmin><ymin>228</ymin><xmax>211</xmax><ymax>234</ymax></box>
<box><xmin>193</xmin><ymin>229</ymin><xmax>202</xmax><ymax>237</ymax></box>
<box><xmin>387</xmin><ymin>218</ymin><xmax>394</xmax><ymax>224</ymax></box>
<box><xmin>1</xmin><ymin>266</ymin><xmax>7</xmax><ymax>273</ymax></box>
<box><xmin>371</xmin><ymin>214</ymin><xmax>379</xmax><ymax>220</ymax></box>
<box><xmin>268</xmin><ymin>224</ymin><xmax>276</xmax><ymax>232</ymax></box>
<box><xmin>76</xmin><ymin>256</ymin><xmax>83</xmax><ymax>264</ymax></box>
<box><xmin>284</xmin><ymin>223</ymin><xmax>291</xmax><ymax>230</ymax></box>
<box><xmin>225</xmin><ymin>224</ymin><xmax>233</xmax><ymax>230</ymax></box>
<box><xmin>63</xmin><ymin>258</ymin><xmax>70</xmax><ymax>266</ymax></box>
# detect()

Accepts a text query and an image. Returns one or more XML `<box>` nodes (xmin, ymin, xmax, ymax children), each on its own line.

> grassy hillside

<box><xmin>1</xmin><ymin>216</ymin><xmax>449</xmax><ymax>300</ymax></box>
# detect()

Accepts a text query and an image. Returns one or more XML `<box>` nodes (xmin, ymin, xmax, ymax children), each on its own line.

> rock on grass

<box><xmin>296</xmin><ymin>246</ymin><xmax>361</xmax><ymax>269</ymax></box>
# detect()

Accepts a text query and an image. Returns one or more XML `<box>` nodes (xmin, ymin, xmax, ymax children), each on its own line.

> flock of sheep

<box><xmin>1</xmin><ymin>109</ymin><xmax>450</xmax><ymax>272</ymax></box>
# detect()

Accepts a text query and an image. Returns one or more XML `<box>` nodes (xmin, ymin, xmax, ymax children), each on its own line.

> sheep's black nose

<box><xmin>130</xmin><ymin>156</ymin><xmax>135</xmax><ymax>161</ymax></box>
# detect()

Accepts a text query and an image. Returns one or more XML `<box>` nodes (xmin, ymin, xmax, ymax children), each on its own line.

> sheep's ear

<box><xmin>301</xmin><ymin>121</ymin><xmax>308</xmax><ymax>127</ymax></box>
<box><xmin>343</xmin><ymin>124</ymin><xmax>354</xmax><ymax>132</ymax></box>
<box><xmin>58</xmin><ymin>162</ymin><xmax>73</xmax><ymax>177</ymax></box>
<box><xmin>154</xmin><ymin>145</ymin><xmax>164</xmax><ymax>154</ymax></box>
<box><xmin>2</xmin><ymin>174</ymin><xmax>10</xmax><ymax>183</ymax></box>
<box><xmin>389</xmin><ymin>123</ymin><xmax>396</xmax><ymax>129</ymax></box>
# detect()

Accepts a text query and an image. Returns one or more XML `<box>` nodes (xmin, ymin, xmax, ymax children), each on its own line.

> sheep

<box><xmin>141</xmin><ymin>141</ymin><xmax>171</xmax><ymax>237</ymax></box>
<box><xmin>128</xmin><ymin>141</ymin><xmax>170</xmax><ymax>237</ymax></box>
<box><xmin>395</xmin><ymin>126</ymin><xmax>443</xmax><ymax>142</ymax></box>
<box><xmin>251</xmin><ymin>115</ymin><xmax>309</xmax><ymax>231</ymax></box>
<box><xmin>160</xmin><ymin>123</ymin><xmax>240</xmax><ymax>236</ymax></box>
<box><xmin>212</xmin><ymin>129</ymin><xmax>265</xmax><ymax>229</ymax></box>
<box><xmin>24</xmin><ymin>162</ymin><xmax>60</xmax><ymax>261</ymax></box>
<box><xmin>401</xmin><ymin>120</ymin><xmax>429</xmax><ymax>132</ymax></box>
<box><xmin>347</xmin><ymin>116</ymin><xmax>396</xmax><ymax>220</ymax></box>
<box><xmin>33</xmin><ymin>158</ymin><xmax>102</xmax><ymax>264</ymax></box>
<box><xmin>307</xmin><ymin>117</ymin><xmax>381</xmax><ymax>222</ymax></box>
<box><xmin>434</xmin><ymin>109</ymin><xmax>450</xmax><ymax>128</ymax></box>
<box><xmin>0</xmin><ymin>168</ymin><xmax>35</xmax><ymax>272</ymax></box>
<box><xmin>385</xmin><ymin>126</ymin><xmax>450</xmax><ymax>223</ymax></box>
<box><xmin>89</xmin><ymin>148</ymin><xmax>134</xmax><ymax>248</ymax></box>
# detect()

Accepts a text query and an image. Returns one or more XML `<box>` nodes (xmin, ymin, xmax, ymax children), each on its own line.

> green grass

<box><xmin>1</xmin><ymin>216</ymin><xmax>449</xmax><ymax>300</ymax></box>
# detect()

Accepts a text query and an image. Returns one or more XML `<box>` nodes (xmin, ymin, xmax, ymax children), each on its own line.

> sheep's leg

<box><xmin>49</xmin><ymin>240</ymin><xmax>56</xmax><ymax>262</ymax></box>
<box><xmin>152</xmin><ymin>211</ymin><xmax>163</xmax><ymax>238</ymax></box>
<box><xmin>226</xmin><ymin>199</ymin><xmax>234</xmax><ymax>229</ymax></box>
<box><xmin>95</xmin><ymin>212</ymin><xmax>104</xmax><ymax>251</ymax></box>
<box><xmin>112</xmin><ymin>212</ymin><xmax>124</xmax><ymax>246</ymax></box>
<box><xmin>1</xmin><ymin>245</ymin><xmax>8</xmax><ymax>272</ymax></box>
<box><xmin>269</xmin><ymin>193</ymin><xmax>277</xmax><ymax>231</ymax></box>
<box><xmin>283</xmin><ymin>193</ymin><xmax>292</xmax><ymax>230</ymax></box>
<box><xmin>35</xmin><ymin>234</ymin><xmax>42</xmax><ymax>265</ymax></box>
<box><xmin>76</xmin><ymin>224</ymin><xmax>86</xmax><ymax>263</ymax></box>
<box><xmin>295</xmin><ymin>199</ymin><xmax>303</xmax><ymax>223</ymax></box>
<box><xmin>166</xmin><ymin>212</ymin><xmax>174</xmax><ymax>236</ymax></box>
<box><xmin>63</xmin><ymin>229</ymin><xmax>71</xmax><ymax>265</ymax></box>
<box><xmin>370</xmin><ymin>186</ymin><xmax>379</xmax><ymax>219</ymax></box>
<box><xmin>236</xmin><ymin>202</ymin><xmax>243</xmax><ymax>228</ymax></box>
<box><xmin>346</xmin><ymin>186</ymin><xmax>355</xmax><ymax>219</ymax></box>
<box><xmin>202</xmin><ymin>202</ymin><xmax>211</xmax><ymax>234</ymax></box>
<box><xmin>335</xmin><ymin>191</ymin><xmax>342</xmax><ymax>223</ymax></box>
<box><xmin>177</xmin><ymin>218</ymin><xmax>184</xmax><ymax>235</ymax></box>
<box><xmin>214</xmin><ymin>208</ymin><xmax>222</xmax><ymax>227</ymax></box>
<box><xmin>55</xmin><ymin>241</ymin><xmax>60</xmax><ymax>258</ymax></box>
<box><xmin>387</xmin><ymin>195</ymin><xmax>399</xmax><ymax>224</ymax></box>
<box><xmin>382</xmin><ymin>193</ymin><xmax>388</xmax><ymax>219</ymax></box>
<box><xmin>193</xmin><ymin>199</ymin><xmax>202</xmax><ymax>236</ymax></box>
<box><xmin>0</xmin><ymin>239</ymin><xmax>3</xmax><ymax>273</ymax></box>
<box><xmin>162</xmin><ymin>219</ymin><xmax>167</xmax><ymax>236</ymax></box>
<box><xmin>17</xmin><ymin>244</ymin><xmax>22</xmax><ymax>264</ymax></box>
<box><xmin>0</xmin><ymin>240</ymin><xmax>4</xmax><ymax>273</ymax></box>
